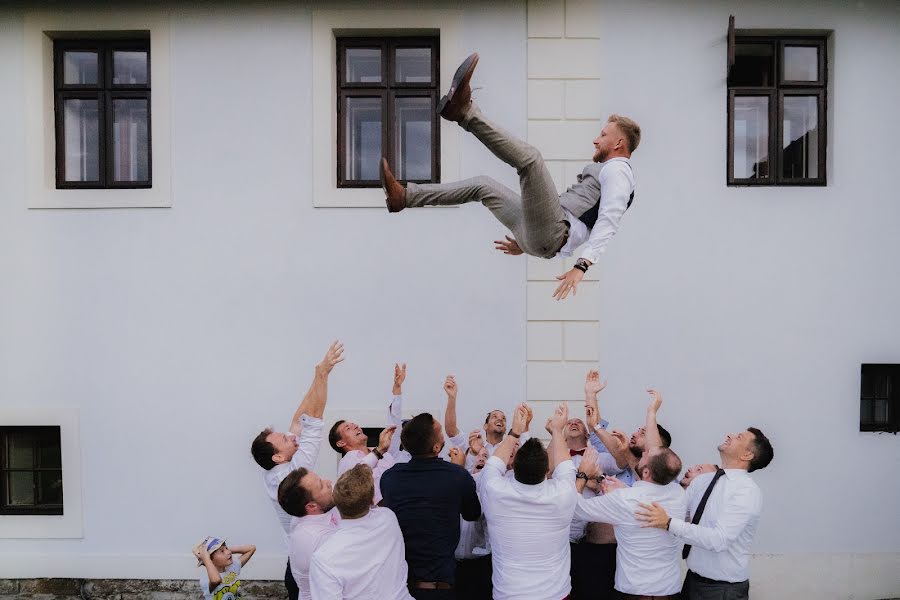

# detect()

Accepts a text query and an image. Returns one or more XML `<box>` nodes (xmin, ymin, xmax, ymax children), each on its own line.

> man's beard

<box><xmin>629</xmin><ymin>445</ymin><xmax>642</xmax><ymax>459</ymax></box>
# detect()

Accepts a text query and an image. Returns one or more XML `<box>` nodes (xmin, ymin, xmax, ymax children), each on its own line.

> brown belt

<box><xmin>410</xmin><ymin>581</ymin><xmax>453</xmax><ymax>590</ymax></box>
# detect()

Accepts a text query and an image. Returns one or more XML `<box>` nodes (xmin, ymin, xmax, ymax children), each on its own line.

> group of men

<box><xmin>249</xmin><ymin>342</ymin><xmax>774</xmax><ymax>600</ymax></box>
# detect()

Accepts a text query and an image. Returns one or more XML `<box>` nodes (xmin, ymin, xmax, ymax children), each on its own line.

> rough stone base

<box><xmin>0</xmin><ymin>579</ymin><xmax>288</xmax><ymax>599</ymax></box>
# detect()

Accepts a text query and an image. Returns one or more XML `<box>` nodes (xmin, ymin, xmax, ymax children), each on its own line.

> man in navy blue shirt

<box><xmin>380</xmin><ymin>412</ymin><xmax>482</xmax><ymax>600</ymax></box>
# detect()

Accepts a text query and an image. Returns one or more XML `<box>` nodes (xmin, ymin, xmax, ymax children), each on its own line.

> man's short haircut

<box><xmin>484</xmin><ymin>410</ymin><xmax>503</xmax><ymax>425</ymax></box>
<box><xmin>512</xmin><ymin>438</ymin><xmax>549</xmax><ymax>485</ymax></box>
<box><xmin>747</xmin><ymin>427</ymin><xmax>774</xmax><ymax>472</ymax></box>
<box><xmin>332</xmin><ymin>464</ymin><xmax>374</xmax><ymax>519</ymax></box>
<box><xmin>277</xmin><ymin>468</ymin><xmax>311</xmax><ymax>518</ymax></box>
<box><xmin>251</xmin><ymin>428</ymin><xmax>277</xmax><ymax>470</ymax></box>
<box><xmin>400</xmin><ymin>413</ymin><xmax>437</xmax><ymax>456</ymax></box>
<box><xmin>657</xmin><ymin>424</ymin><xmax>672</xmax><ymax>448</ymax></box>
<box><xmin>608</xmin><ymin>114</ymin><xmax>641</xmax><ymax>153</ymax></box>
<box><xmin>328</xmin><ymin>420</ymin><xmax>347</xmax><ymax>455</ymax></box>
<box><xmin>646</xmin><ymin>448</ymin><xmax>682</xmax><ymax>485</ymax></box>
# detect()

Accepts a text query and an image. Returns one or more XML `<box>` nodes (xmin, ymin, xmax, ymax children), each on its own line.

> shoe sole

<box><xmin>437</xmin><ymin>52</ymin><xmax>479</xmax><ymax>115</ymax></box>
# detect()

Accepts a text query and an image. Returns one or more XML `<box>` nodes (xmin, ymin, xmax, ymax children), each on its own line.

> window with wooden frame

<box><xmin>860</xmin><ymin>364</ymin><xmax>900</xmax><ymax>434</ymax></box>
<box><xmin>0</xmin><ymin>426</ymin><xmax>63</xmax><ymax>515</ymax></box>
<box><xmin>727</xmin><ymin>23</ymin><xmax>827</xmax><ymax>186</ymax></box>
<box><xmin>54</xmin><ymin>38</ymin><xmax>151</xmax><ymax>189</ymax></box>
<box><xmin>336</xmin><ymin>36</ymin><xmax>440</xmax><ymax>188</ymax></box>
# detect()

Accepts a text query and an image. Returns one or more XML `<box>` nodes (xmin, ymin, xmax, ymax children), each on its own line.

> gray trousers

<box><xmin>682</xmin><ymin>572</ymin><xmax>750</xmax><ymax>600</ymax></box>
<box><xmin>405</xmin><ymin>103</ymin><xmax>568</xmax><ymax>259</ymax></box>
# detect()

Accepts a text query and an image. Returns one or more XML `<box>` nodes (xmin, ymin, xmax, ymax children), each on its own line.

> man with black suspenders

<box><xmin>635</xmin><ymin>428</ymin><xmax>775</xmax><ymax>600</ymax></box>
<box><xmin>381</xmin><ymin>53</ymin><xmax>640</xmax><ymax>301</ymax></box>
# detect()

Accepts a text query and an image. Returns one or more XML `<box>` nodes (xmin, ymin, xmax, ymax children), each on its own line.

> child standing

<box><xmin>193</xmin><ymin>536</ymin><xmax>256</xmax><ymax>600</ymax></box>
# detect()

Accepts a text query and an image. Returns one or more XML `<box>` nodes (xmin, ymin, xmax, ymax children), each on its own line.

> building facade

<box><xmin>1</xmin><ymin>1</ymin><xmax>898</xmax><ymax>598</ymax></box>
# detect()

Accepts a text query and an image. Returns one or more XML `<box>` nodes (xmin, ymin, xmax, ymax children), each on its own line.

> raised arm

<box><xmin>193</xmin><ymin>545</ymin><xmax>222</xmax><ymax>592</ymax></box>
<box><xmin>492</xmin><ymin>403</ymin><xmax>528</xmax><ymax>468</ymax></box>
<box><xmin>230</xmin><ymin>544</ymin><xmax>256</xmax><ymax>567</ymax></box>
<box><xmin>547</xmin><ymin>402</ymin><xmax>570</xmax><ymax>473</ymax></box>
<box><xmin>289</xmin><ymin>341</ymin><xmax>344</xmax><ymax>435</ymax></box>
<box><xmin>387</xmin><ymin>363</ymin><xmax>406</xmax><ymax>455</ymax></box>
<box><xmin>644</xmin><ymin>388</ymin><xmax>664</xmax><ymax>450</ymax></box>
<box><xmin>443</xmin><ymin>375</ymin><xmax>459</xmax><ymax>438</ymax></box>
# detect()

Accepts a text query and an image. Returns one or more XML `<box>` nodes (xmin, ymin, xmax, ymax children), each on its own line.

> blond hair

<box><xmin>608</xmin><ymin>114</ymin><xmax>641</xmax><ymax>153</ymax></box>
<box><xmin>332</xmin><ymin>464</ymin><xmax>374</xmax><ymax>519</ymax></box>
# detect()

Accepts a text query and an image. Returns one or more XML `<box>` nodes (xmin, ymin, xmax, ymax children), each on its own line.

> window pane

<box><xmin>38</xmin><ymin>471</ymin><xmax>64</xmax><ymax>505</ymax></box>
<box><xmin>782</xmin><ymin>96</ymin><xmax>819</xmax><ymax>179</ymax></box>
<box><xmin>64</xmin><ymin>99</ymin><xmax>101</xmax><ymax>182</ymax></box>
<box><xmin>732</xmin><ymin>96</ymin><xmax>769</xmax><ymax>180</ymax></box>
<box><xmin>395</xmin><ymin>97</ymin><xmax>432</xmax><ymax>180</ymax></box>
<box><xmin>345</xmin><ymin>97</ymin><xmax>382</xmax><ymax>181</ymax></box>
<box><xmin>784</xmin><ymin>46</ymin><xmax>818</xmax><ymax>82</ymax></box>
<box><xmin>346</xmin><ymin>48</ymin><xmax>382</xmax><ymax>83</ymax></box>
<box><xmin>7</xmin><ymin>433</ymin><xmax>34</xmax><ymax>469</ymax></box>
<box><xmin>113</xmin><ymin>51</ymin><xmax>148</xmax><ymax>85</ymax></box>
<box><xmin>730</xmin><ymin>44</ymin><xmax>774</xmax><ymax>87</ymax></box>
<box><xmin>63</xmin><ymin>51</ymin><xmax>98</xmax><ymax>85</ymax></box>
<box><xmin>113</xmin><ymin>99</ymin><xmax>150</xmax><ymax>182</ymax></box>
<box><xmin>395</xmin><ymin>48</ymin><xmax>432</xmax><ymax>83</ymax></box>
<box><xmin>7</xmin><ymin>472</ymin><xmax>34</xmax><ymax>506</ymax></box>
<box><xmin>38</xmin><ymin>439</ymin><xmax>61</xmax><ymax>469</ymax></box>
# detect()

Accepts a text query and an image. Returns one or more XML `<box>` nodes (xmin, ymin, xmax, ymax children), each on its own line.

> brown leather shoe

<box><xmin>381</xmin><ymin>158</ymin><xmax>406</xmax><ymax>213</ymax></box>
<box><xmin>437</xmin><ymin>52</ymin><xmax>479</xmax><ymax>122</ymax></box>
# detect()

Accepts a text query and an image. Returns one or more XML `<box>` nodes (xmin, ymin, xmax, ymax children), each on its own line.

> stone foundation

<box><xmin>0</xmin><ymin>579</ymin><xmax>288</xmax><ymax>599</ymax></box>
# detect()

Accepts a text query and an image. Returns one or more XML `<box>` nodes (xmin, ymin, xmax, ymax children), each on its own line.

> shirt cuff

<box><xmin>299</xmin><ymin>414</ymin><xmax>324</xmax><ymax>427</ymax></box>
<box><xmin>667</xmin><ymin>517</ymin><xmax>687</xmax><ymax>537</ymax></box>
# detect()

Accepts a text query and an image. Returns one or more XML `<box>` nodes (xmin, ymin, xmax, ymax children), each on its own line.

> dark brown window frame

<box><xmin>54</xmin><ymin>38</ymin><xmax>152</xmax><ymax>190</ymax></box>
<box><xmin>0</xmin><ymin>426</ymin><xmax>64</xmax><ymax>516</ymax></box>
<box><xmin>336</xmin><ymin>36</ymin><xmax>440</xmax><ymax>188</ymax></box>
<box><xmin>727</xmin><ymin>34</ymin><xmax>827</xmax><ymax>187</ymax></box>
<box><xmin>860</xmin><ymin>364</ymin><xmax>900</xmax><ymax>434</ymax></box>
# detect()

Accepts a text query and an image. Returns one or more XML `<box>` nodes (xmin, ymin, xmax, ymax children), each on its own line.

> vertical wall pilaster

<box><xmin>526</xmin><ymin>0</ymin><xmax>603</xmax><ymax>425</ymax></box>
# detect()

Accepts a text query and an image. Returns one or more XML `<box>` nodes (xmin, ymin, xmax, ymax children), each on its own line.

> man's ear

<box><xmin>272</xmin><ymin>452</ymin><xmax>286</xmax><ymax>465</ymax></box>
<box><xmin>306</xmin><ymin>501</ymin><xmax>318</xmax><ymax>513</ymax></box>
<box><xmin>336</xmin><ymin>438</ymin><xmax>346</xmax><ymax>449</ymax></box>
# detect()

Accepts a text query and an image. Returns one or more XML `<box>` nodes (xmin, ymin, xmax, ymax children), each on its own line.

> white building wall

<box><xmin>0</xmin><ymin>0</ymin><xmax>530</xmax><ymax>580</ymax></box>
<box><xmin>522</xmin><ymin>1</ymin><xmax>900</xmax><ymax>598</ymax></box>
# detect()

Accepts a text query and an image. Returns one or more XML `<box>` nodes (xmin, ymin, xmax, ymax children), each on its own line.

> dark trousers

<box><xmin>570</xmin><ymin>541</ymin><xmax>617</xmax><ymax>599</ymax></box>
<box><xmin>409</xmin><ymin>587</ymin><xmax>455</xmax><ymax>600</ymax></box>
<box><xmin>682</xmin><ymin>570</ymin><xmax>750</xmax><ymax>600</ymax></box>
<box><xmin>455</xmin><ymin>554</ymin><xmax>493</xmax><ymax>600</ymax></box>
<box><xmin>284</xmin><ymin>560</ymin><xmax>299</xmax><ymax>600</ymax></box>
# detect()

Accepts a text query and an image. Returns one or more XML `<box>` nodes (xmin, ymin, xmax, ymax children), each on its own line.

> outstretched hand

<box><xmin>584</xmin><ymin>370</ymin><xmax>607</xmax><ymax>396</ymax></box>
<box><xmin>494</xmin><ymin>235</ymin><xmax>523</xmax><ymax>256</ymax></box>
<box><xmin>318</xmin><ymin>341</ymin><xmax>346</xmax><ymax>375</ymax></box>
<box><xmin>393</xmin><ymin>363</ymin><xmax>407</xmax><ymax>394</ymax></box>
<box><xmin>553</xmin><ymin>268</ymin><xmax>585</xmax><ymax>301</ymax></box>
<box><xmin>647</xmin><ymin>388</ymin><xmax>662</xmax><ymax>414</ymax></box>
<box><xmin>444</xmin><ymin>375</ymin><xmax>457</xmax><ymax>399</ymax></box>
<box><xmin>377</xmin><ymin>425</ymin><xmax>397</xmax><ymax>454</ymax></box>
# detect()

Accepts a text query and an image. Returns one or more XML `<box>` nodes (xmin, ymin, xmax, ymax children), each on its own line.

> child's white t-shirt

<box><xmin>199</xmin><ymin>559</ymin><xmax>242</xmax><ymax>600</ymax></box>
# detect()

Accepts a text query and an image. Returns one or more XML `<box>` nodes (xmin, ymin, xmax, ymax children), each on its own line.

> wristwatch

<box><xmin>574</xmin><ymin>258</ymin><xmax>591</xmax><ymax>273</ymax></box>
<box><xmin>508</xmin><ymin>429</ymin><xmax>521</xmax><ymax>439</ymax></box>
<box><xmin>576</xmin><ymin>471</ymin><xmax>589</xmax><ymax>480</ymax></box>
<box><xmin>372</xmin><ymin>448</ymin><xmax>384</xmax><ymax>460</ymax></box>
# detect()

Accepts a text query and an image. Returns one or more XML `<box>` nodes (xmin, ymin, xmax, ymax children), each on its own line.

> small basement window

<box><xmin>860</xmin><ymin>364</ymin><xmax>900</xmax><ymax>433</ymax></box>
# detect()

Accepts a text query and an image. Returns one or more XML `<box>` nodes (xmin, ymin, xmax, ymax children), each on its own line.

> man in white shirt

<box><xmin>249</xmin><ymin>341</ymin><xmax>344</xmax><ymax>600</ymax></box>
<box><xmin>328</xmin><ymin>363</ymin><xmax>407</xmax><ymax>503</ymax></box>
<box><xmin>381</xmin><ymin>53</ymin><xmax>640</xmax><ymax>301</ymax></box>
<box><xmin>309</xmin><ymin>464</ymin><xmax>414</xmax><ymax>600</ymax></box>
<box><xmin>478</xmin><ymin>401</ymin><xmax>578</xmax><ymax>600</ymax></box>
<box><xmin>464</xmin><ymin>408</ymin><xmax>532</xmax><ymax>471</ymax></box>
<box><xmin>278</xmin><ymin>468</ymin><xmax>339</xmax><ymax>600</ymax></box>
<box><xmin>576</xmin><ymin>445</ymin><xmax>686</xmax><ymax>599</ymax></box>
<box><xmin>636</xmin><ymin>427</ymin><xmax>774</xmax><ymax>600</ymax></box>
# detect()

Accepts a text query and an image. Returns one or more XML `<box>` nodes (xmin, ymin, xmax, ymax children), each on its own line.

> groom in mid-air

<box><xmin>381</xmin><ymin>53</ymin><xmax>641</xmax><ymax>301</ymax></box>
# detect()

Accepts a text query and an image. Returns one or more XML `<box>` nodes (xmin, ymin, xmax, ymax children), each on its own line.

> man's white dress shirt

<box><xmin>263</xmin><ymin>414</ymin><xmax>324</xmax><ymax>541</ymax></box>
<box><xmin>464</xmin><ymin>431</ymin><xmax>531</xmax><ymax>471</ymax></box>
<box><xmin>288</xmin><ymin>509</ymin><xmax>339</xmax><ymax>600</ymax></box>
<box><xmin>558</xmin><ymin>158</ymin><xmax>635</xmax><ymax>265</ymax></box>
<box><xmin>479</xmin><ymin>455</ymin><xmax>578</xmax><ymax>600</ymax></box>
<box><xmin>309</xmin><ymin>507</ymin><xmax>414</xmax><ymax>600</ymax></box>
<box><xmin>574</xmin><ymin>480</ymin><xmax>686</xmax><ymax>596</ymax></box>
<box><xmin>668</xmin><ymin>469</ymin><xmax>762</xmax><ymax>583</ymax></box>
